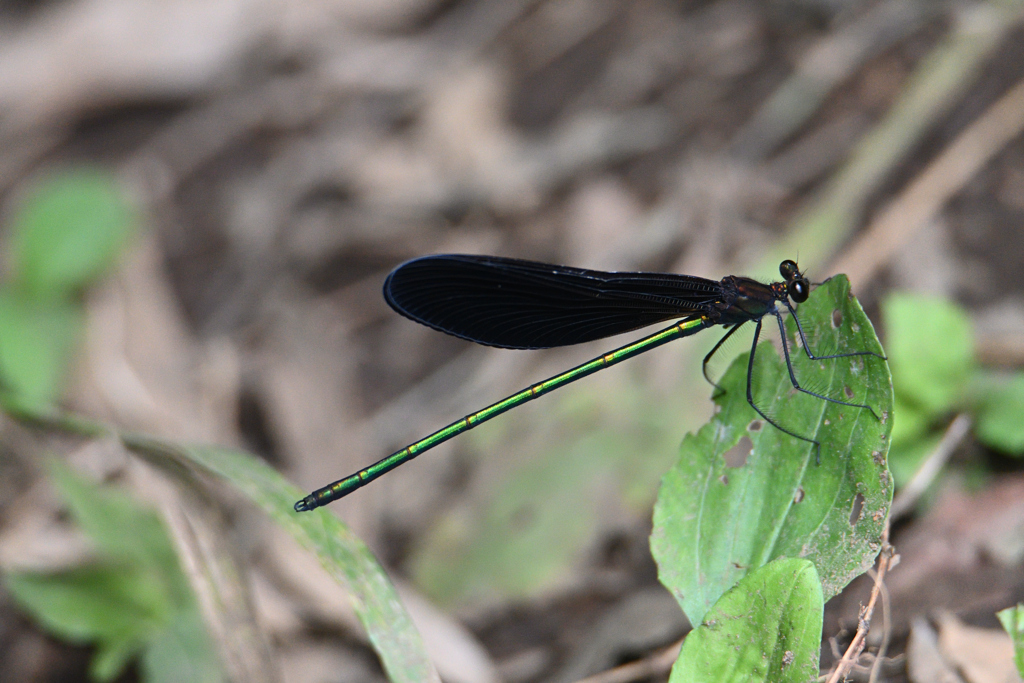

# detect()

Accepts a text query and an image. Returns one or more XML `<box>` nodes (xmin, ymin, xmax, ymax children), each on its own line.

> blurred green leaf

<box><xmin>997</xmin><ymin>604</ymin><xmax>1024</xmax><ymax>678</ymax></box>
<box><xmin>973</xmin><ymin>372</ymin><xmax>1024</xmax><ymax>456</ymax></box>
<box><xmin>4</xmin><ymin>463</ymin><xmax>218</xmax><ymax>682</ymax></box>
<box><xmin>48</xmin><ymin>460</ymin><xmax>190</xmax><ymax>597</ymax></box>
<box><xmin>9</xmin><ymin>169</ymin><xmax>134</xmax><ymax>298</ymax></box>
<box><xmin>891</xmin><ymin>394</ymin><xmax>930</xmax><ymax>447</ymax></box>
<box><xmin>92</xmin><ymin>638</ymin><xmax>139</xmax><ymax>682</ymax></box>
<box><xmin>884</xmin><ymin>293</ymin><xmax>973</xmax><ymax>416</ymax></box>
<box><xmin>412</xmin><ymin>426</ymin><xmax>623</xmax><ymax>603</ymax></box>
<box><xmin>0</xmin><ymin>288</ymin><xmax>81</xmax><ymax>407</ymax></box>
<box><xmin>887</xmin><ymin>435</ymin><xmax>942</xmax><ymax>490</ymax></box>
<box><xmin>7</xmin><ymin>566</ymin><xmax>156</xmax><ymax>679</ymax></box>
<box><xmin>410</xmin><ymin>375</ymin><xmax>684</xmax><ymax>606</ymax></box>
<box><xmin>411</xmin><ymin>438</ymin><xmax>603</xmax><ymax>604</ymax></box>
<box><xmin>651</xmin><ymin>276</ymin><xmax>892</xmax><ymax>625</ymax></box>
<box><xmin>123</xmin><ymin>437</ymin><xmax>440</xmax><ymax>683</ymax></box>
<box><xmin>670</xmin><ymin>558</ymin><xmax>823</xmax><ymax>683</ymax></box>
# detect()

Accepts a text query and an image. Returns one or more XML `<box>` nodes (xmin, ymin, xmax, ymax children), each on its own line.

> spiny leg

<box><xmin>702</xmin><ymin>322</ymin><xmax>745</xmax><ymax>394</ymax></box>
<box><xmin>785</xmin><ymin>301</ymin><xmax>886</xmax><ymax>362</ymax></box>
<box><xmin>745</xmin><ymin>318</ymin><xmax>823</xmax><ymax>464</ymax></box>
<box><xmin>774</xmin><ymin>311</ymin><xmax>880</xmax><ymax>420</ymax></box>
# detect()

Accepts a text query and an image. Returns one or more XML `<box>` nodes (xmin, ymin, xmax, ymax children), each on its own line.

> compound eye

<box><xmin>789</xmin><ymin>279</ymin><xmax>809</xmax><ymax>303</ymax></box>
<box><xmin>779</xmin><ymin>260</ymin><xmax>799</xmax><ymax>281</ymax></box>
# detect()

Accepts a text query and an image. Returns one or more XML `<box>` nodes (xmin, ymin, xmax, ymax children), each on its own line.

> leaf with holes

<box><xmin>651</xmin><ymin>275</ymin><xmax>892</xmax><ymax>625</ymax></box>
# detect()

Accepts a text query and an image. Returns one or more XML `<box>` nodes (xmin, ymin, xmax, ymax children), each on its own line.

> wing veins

<box><xmin>384</xmin><ymin>254</ymin><xmax>723</xmax><ymax>348</ymax></box>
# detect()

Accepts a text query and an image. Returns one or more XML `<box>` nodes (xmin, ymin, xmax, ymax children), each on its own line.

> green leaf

<box><xmin>973</xmin><ymin>372</ymin><xmax>1024</xmax><ymax>455</ymax></box>
<box><xmin>670</xmin><ymin>558</ymin><xmax>823</xmax><ymax>683</ymax></box>
<box><xmin>91</xmin><ymin>638</ymin><xmax>140</xmax><ymax>682</ymax></box>
<box><xmin>48</xmin><ymin>461</ymin><xmax>188</xmax><ymax>594</ymax></box>
<box><xmin>4</xmin><ymin>464</ymin><xmax>221</xmax><ymax>682</ymax></box>
<box><xmin>888</xmin><ymin>435</ymin><xmax>942</xmax><ymax>490</ymax></box>
<box><xmin>997</xmin><ymin>604</ymin><xmax>1024</xmax><ymax>678</ymax></box>
<box><xmin>883</xmin><ymin>293</ymin><xmax>974</xmax><ymax>416</ymax></box>
<box><xmin>8</xmin><ymin>566</ymin><xmax>221</xmax><ymax>683</ymax></box>
<box><xmin>5</xmin><ymin>565</ymin><xmax>160</xmax><ymax>647</ymax></box>
<box><xmin>0</xmin><ymin>288</ymin><xmax>81</xmax><ymax>406</ymax></box>
<box><xmin>123</xmin><ymin>436</ymin><xmax>439</xmax><ymax>683</ymax></box>
<box><xmin>8</xmin><ymin>168</ymin><xmax>135</xmax><ymax>298</ymax></box>
<box><xmin>651</xmin><ymin>276</ymin><xmax>893</xmax><ymax>625</ymax></box>
<box><xmin>891</xmin><ymin>394</ymin><xmax>930</xmax><ymax>447</ymax></box>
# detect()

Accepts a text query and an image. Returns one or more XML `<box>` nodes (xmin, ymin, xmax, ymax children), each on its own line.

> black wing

<box><xmin>383</xmin><ymin>254</ymin><xmax>724</xmax><ymax>349</ymax></box>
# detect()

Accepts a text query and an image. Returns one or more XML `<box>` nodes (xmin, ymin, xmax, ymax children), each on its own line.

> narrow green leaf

<box><xmin>997</xmin><ymin>604</ymin><xmax>1024</xmax><ymax>678</ymax></box>
<box><xmin>973</xmin><ymin>372</ymin><xmax>1024</xmax><ymax>455</ymax></box>
<box><xmin>883</xmin><ymin>293</ymin><xmax>974</xmax><ymax>416</ymax></box>
<box><xmin>670</xmin><ymin>558</ymin><xmax>823</xmax><ymax>683</ymax></box>
<box><xmin>651</xmin><ymin>276</ymin><xmax>893</xmax><ymax>625</ymax></box>
<box><xmin>8</xmin><ymin>168</ymin><xmax>135</xmax><ymax>298</ymax></box>
<box><xmin>0</xmin><ymin>289</ymin><xmax>81</xmax><ymax>406</ymax></box>
<box><xmin>123</xmin><ymin>437</ymin><xmax>439</xmax><ymax>683</ymax></box>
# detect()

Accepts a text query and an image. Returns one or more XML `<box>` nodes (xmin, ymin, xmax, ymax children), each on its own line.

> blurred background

<box><xmin>1</xmin><ymin>0</ymin><xmax>1024</xmax><ymax>681</ymax></box>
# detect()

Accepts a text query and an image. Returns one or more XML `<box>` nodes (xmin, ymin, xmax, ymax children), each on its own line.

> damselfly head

<box><xmin>779</xmin><ymin>260</ymin><xmax>809</xmax><ymax>303</ymax></box>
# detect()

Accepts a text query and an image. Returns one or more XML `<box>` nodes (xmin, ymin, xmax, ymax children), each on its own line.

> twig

<box><xmin>889</xmin><ymin>413</ymin><xmax>972</xmax><ymax>521</ymax></box>
<box><xmin>572</xmin><ymin>639</ymin><xmax>683</xmax><ymax>683</ymax></box>
<box><xmin>866</xmin><ymin>565</ymin><xmax>892</xmax><ymax>683</ymax></box>
<box><xmin>832</xmin><ymin>71</ymin><xmax>1024</xmax><ymax>289</ymax></box>
<box><xmin>765</xmin><ymin>1</ymin><xmax>1024</xmax><ymax>275</ymax></box>
<box><xmin>825</xmin><ymin>526</ymin><xmax>894</xmax><ymax>683</ymax></box>
<box><xmin>731</xmin><ymin>0</ymin><xmax>932</xmax><ymax>160</ymax></box>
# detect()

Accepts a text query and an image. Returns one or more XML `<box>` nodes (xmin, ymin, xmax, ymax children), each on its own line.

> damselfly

<box><xmin>295</xmin><ymin>255</ymin><xmax>883</xmax><ymax>512</ymax></box>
